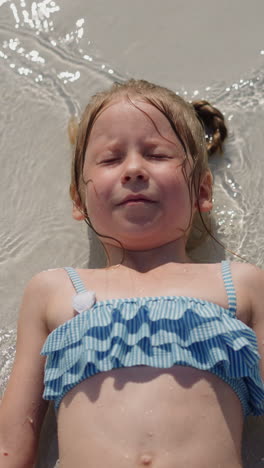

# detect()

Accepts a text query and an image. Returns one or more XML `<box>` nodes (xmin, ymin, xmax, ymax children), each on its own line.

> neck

<box><xmin>103</xmin><ymin>239</ymin><xmax>191</xmax><ymax>273</ymax></box>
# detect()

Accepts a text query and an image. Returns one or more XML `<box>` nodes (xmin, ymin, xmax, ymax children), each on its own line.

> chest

<box><xmin>45</xmin><ymin>267</ymin><xmax>251</xmax><ymax>333</ymax></box>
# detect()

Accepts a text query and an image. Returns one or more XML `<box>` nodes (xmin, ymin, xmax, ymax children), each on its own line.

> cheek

<box><xmin>160</xmin><ymin>171</ymin><xmax>190</xmax><ymax>201</ymax></box>
<box><xmin>85</xmin><ymin>172</ymin><xmax>115</xmax><ymax>213</ymax></box>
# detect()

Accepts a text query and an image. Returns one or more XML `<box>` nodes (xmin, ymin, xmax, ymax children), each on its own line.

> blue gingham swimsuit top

<box><xmin>41</xmin><ymin>260</ymin><xmax>264</xmax><ymax>416</ymax></box>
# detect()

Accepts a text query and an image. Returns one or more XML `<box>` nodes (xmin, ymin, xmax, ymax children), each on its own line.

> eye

<box><xmin>148</xmin><ymin>154</ymin><xmax>171</xmax><ymax>160</ymax></box>
<box><xmin>99</xmin><ymin>157</ymin><xmax>121</xmax><ymax>165</ymax></box>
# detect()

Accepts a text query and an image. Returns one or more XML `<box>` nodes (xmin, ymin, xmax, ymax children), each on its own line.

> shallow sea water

<box><xmin>0</xmin><ymin>1</ymin><xmax>264</xmax><ymax>466</ymax></box>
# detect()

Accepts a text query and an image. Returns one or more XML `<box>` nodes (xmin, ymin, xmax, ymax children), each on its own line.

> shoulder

<box><xmin>25</xmin><ymin>267</ymin><xmax>89</xmax><ymax>291</ymax></box>
<box><xmin>230</xmin><ymin>261</ymin><xmax>264</xmax><ymax>321</ymax></box>
<box><xmin>24</xmin><ymin>268</ymin><xmax>68</xmax><ymax>297</ymax></box>
<box><xmin>18</xmin><ymin>268</ymin><xmax>89</xmax><ymax>333</ymax></box>
<box><xmin>21</xmin><ymin>268</ymin><xmax>79</xmax><ymax>316</ymax></box>
<box><xmin>25</xmin><ymin>267</ymin><xmax>96</xmax><ymax>331</ymax></box>
<box><xmin>230</xmin><ymin>261</ymin><xmax>264</xmax><ymax>287</ymax></box>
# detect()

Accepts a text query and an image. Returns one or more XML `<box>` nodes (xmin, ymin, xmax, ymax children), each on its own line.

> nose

<box><xmin>121</xmin><ymin>153</ymin><xmax>149</xmax><ymax>184</ymax></box>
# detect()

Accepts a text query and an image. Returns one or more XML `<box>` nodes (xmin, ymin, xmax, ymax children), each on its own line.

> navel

<box><xmin>139</xmin><ymin>453</ymin><xmax>153</xmax><ymax>465</ymax></box>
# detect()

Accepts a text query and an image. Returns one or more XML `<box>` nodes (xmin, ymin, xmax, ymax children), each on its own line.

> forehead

<box><xmin>88</xmin><ymin>98</ymin><xmax>181</xmax><ymax>147</ymax></box>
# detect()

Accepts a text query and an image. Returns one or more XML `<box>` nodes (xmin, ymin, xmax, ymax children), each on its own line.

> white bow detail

<box><xmin>72</xmin><ymin>290</ymin><xmax>96</xmax><ymax>314</ymax></box>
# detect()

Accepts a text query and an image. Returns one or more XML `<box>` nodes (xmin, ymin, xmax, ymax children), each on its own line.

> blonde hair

<box><xmin>69</xmin><ymin>79</ymin><xmax>227</xmax><ymax>252</ymax></box>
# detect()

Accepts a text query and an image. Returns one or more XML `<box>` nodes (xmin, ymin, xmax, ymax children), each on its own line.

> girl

<box><xmin>0</xmin><ymin>79</ymin><xmax>264</xmax><ymax>468</ymax></box>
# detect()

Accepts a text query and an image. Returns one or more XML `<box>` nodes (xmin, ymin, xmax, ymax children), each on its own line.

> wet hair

<box><xmin>69</xmin><ymin>79</ymin><xmax>227</xmax><ymax>252</ymax></box>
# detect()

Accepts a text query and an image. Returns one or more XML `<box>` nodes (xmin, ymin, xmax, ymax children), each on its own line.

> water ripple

<box><xmin>0</xmin><ymin>0</ymin><xmax>127</xmax><ymax>112</ymax></box>
<box><xmin>0</xmin><ymin>328</ymin><xmax>16</xmax><ymax>396</ymax></box>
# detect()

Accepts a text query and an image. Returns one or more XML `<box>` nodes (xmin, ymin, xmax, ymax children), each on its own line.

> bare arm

<box><xmin>0</xmin><ymin>273</ymin><xmax>51</xmax><ymax>467</ymax></box>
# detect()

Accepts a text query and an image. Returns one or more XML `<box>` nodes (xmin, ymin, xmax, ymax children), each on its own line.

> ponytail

<box><xmin>192</xmin><ymin>100</ymin><xmax>228</xmax><ymax>156</ymax></box>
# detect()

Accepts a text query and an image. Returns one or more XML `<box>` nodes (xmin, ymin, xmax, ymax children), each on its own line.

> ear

<box><xmin>196</xmin><ymin>170</ymin><xmax>213</xmax><ymax>213</ymax></box>
<box><xmin>71</xmin><ymin>185</ymin><xmax>86</xmax><ymax>221</ymax></box>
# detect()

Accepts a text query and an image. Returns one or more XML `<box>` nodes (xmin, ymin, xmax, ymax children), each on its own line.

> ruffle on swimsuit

<box><xmin>41</xmin><ymin>261</ymin><xmax>264</xmax><ymax>416</ymax></box>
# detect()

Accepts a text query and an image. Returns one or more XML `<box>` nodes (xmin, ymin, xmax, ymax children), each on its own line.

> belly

<box><xmin>57</xmin><ymin>366</ymin><xmax>244</xmax><ymax>468</ymax></box>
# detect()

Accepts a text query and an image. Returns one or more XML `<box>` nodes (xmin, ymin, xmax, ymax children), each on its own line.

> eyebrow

<box><xmin>144</xmin><ymin>140</ymin><xmax>177</xmax><ymax>148</ymax></box>
<box><xmin>141</xmin><ymin>139</ymin><xmax>184</xmax><ymax>153</ymax></box>
<box><xmin>88</xmin><ymin>134</ymin><xmax>183</xmax><ymax>158</ymax></box>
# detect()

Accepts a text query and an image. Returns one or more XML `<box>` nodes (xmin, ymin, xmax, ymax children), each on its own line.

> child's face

<box><xmin>76</xmin><ymin>98</ymin><xmax>211</xmax><ymax>250</ymax></box>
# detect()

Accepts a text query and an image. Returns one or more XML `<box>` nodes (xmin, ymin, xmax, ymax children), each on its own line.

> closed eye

<box><xmin>98</xmin><ymin>157</ymin><xmax>121</xmax><ymax>165</ymax></box>
<box><xmin>98</xmin><ymin>154</ymin><xmax>172</xmax><ymax>164</ymax></box>
<box><xmin>148</xmin><ymin>154</ymin><xmax>172</xmax><ymax>160</ymax></box>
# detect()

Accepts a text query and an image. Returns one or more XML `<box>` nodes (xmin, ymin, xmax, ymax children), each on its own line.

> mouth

<box><xmin>118</xmin><ymin>195</ymin><xmax>156</xmax><ymax>205</ymax></box>
<box><xmin>122</xmin><ymin>200</ymin><xmax>153</xmax><ymax>206</ymax></box>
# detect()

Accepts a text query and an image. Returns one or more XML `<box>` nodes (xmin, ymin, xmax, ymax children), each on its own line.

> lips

<box><xmin>118</xmin><ymin>194</ymin><xmax>155</xmax><ymax>205</ymax></box>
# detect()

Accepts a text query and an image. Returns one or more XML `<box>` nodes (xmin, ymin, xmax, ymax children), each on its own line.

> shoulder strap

<box><xmin>221</xmin><ymin>260</ymin><xmax>237</xmax><ymax>315</ymax></box>
<box><xmin>64</xmin><ymin>267</ymin><xmax>87</xmax><ymax>294</ymax></box>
